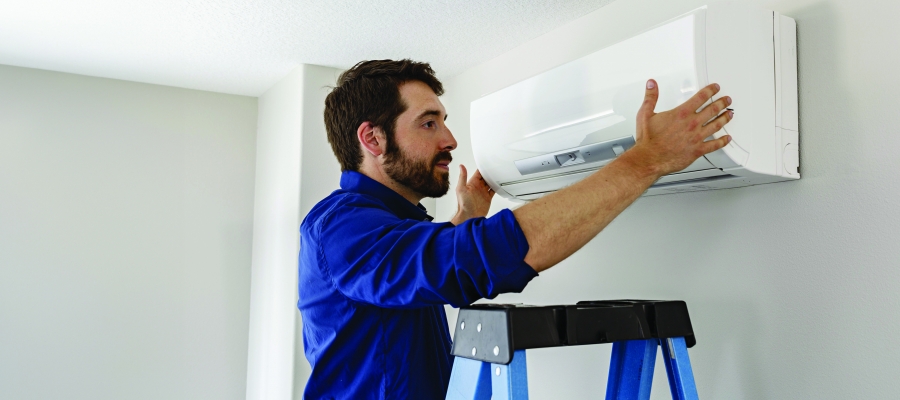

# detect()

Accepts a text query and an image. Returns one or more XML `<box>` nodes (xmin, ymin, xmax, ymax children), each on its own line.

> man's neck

<box><xmin>357</xmin><ymin>164</ymin><xmax>423</xmax><ymax>206</ymax></box>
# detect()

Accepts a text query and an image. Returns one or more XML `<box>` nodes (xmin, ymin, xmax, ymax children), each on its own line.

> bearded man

<box><xmin>297</xmin><ymin>59</ymin><xmax>733</xmax><ymax>399</ymax></box>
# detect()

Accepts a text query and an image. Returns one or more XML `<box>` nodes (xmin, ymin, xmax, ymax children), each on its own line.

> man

<box><xmin>298</xmin><ymin>59</ymin><xmax>732</xmax><ymax>399</ymax></box>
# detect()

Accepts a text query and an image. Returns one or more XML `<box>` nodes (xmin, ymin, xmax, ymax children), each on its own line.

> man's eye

<box><xmin>423</xmin><ymin>121</ymin><xmax>435</xmax><ymax>129</ymax></box>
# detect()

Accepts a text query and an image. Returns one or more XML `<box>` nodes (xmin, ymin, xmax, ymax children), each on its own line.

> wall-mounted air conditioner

<box><xmin>471</xmin><ymin>3</ymin><xmax>799</xmax><ymax>200</ymax></box>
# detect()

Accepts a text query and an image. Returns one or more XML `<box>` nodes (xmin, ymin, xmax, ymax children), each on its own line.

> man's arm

<box><xmin>313</xmin><ymin>200</ymin><xmax>536</xmax><ymax>308</ymax></box>
<box><xmin>514</xmin><ymin>80</ymin><xmax>734</xmax><ymax>272</ymax></box>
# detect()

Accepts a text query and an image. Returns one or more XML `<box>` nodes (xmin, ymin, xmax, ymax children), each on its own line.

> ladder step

<box><xmin>451</xmin><ymin>300</ymin><xmax>695</xmax><ymax>365</ymax></box>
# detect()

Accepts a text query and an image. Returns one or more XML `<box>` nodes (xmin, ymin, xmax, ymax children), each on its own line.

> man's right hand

<box><xmin>628</xmin><ymin>80</ymin><xmax>734</xmax><ymax>178</ymax></box>
<box><xmin>513</xmin><ymin>79</ymin><xmax>735</xmax><ymax>272</ymax></box>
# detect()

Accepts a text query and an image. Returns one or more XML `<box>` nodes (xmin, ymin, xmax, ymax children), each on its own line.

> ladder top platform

<box><xmin>451</xmin><ymin>300</ymin><xmax>695</xmax><ymax>365</ymax></box>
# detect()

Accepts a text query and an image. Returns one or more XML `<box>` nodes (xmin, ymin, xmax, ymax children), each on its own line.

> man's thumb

<box><xmin>637</xmin><ymin>79</ymin><xmax>659</xmax><ymax>122</ymax></box>
<box><xmin>457</xmin><ymin>164</ymin><xmax>468</xmax><ymax>190</ymax></box>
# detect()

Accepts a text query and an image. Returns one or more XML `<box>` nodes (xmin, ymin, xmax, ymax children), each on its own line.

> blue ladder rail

<box><xmin>446</xmin><ymin>349</ymin><xmax>529</xmax><ymax>400</ymax></box>
<box><xmin>445</xmin><ymin>300</ymin><xmax>700</xmax><ymax>400</ymax></box>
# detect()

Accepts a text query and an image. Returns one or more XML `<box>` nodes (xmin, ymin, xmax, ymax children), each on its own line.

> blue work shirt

<box><xmin>298</xmin><ymin>171</ymin><xmax>538</xmax><ymax>399</ymax></box>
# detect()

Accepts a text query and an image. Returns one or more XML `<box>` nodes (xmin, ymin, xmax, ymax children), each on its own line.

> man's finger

<box><xmin>473</xmin><ymin>170</ymin><xmax>495</xmax><ymax>195</ymax></box>
<box><xmin>699</xmin><ymin>135</ymin><xmax>731</xmax><ymax>155</ymax></box>
<box><xmin>700</xmin><ymin>109</ymin><xmax>733</xmax><ymax>139</ymax></box>
<box><xmin>636</xmin><ymin>79</ymin><xmax>660</xmax><ymax>124</ymax></box>
<box><xmin>698</xmin><ymin>96</ymin><xmax>731</xmax><ymax>126</ymax></box>
<box><xmin>683</xmin><ymin>83</ymin><xmax>721</xmax><ymax>114</ymax></box>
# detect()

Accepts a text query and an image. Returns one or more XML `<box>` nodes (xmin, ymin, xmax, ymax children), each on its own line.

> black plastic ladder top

<box><xmin>450</xmin><ymin>300</ymin><xmax>695</xmax><ymax>365</ymax></box>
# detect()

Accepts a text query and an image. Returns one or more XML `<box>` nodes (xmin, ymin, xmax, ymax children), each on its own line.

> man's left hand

<box><xmin>450</xmin><ymin>165</ymin><xmax>494</xmax><ymax>225</ymax></box>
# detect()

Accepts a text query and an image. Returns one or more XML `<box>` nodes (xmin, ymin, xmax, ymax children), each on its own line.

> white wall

<box><xmin>246</xmin><ymin>66</ymin><xmax>305</xmax><ymax>400</ymax></box>
<box><xmin>0</xmin><ymin>65</ymin><xmax>258</xmax><ymax>399</ymax></box>
<box><xmin>244</xmin><ymin>64</ymin><xmax>343</xmax><ymax>400</ymax></box>
<box><xmin>437</xmin><ymin>0</ymin><xmax>900</xmax><ymax>398</ymax></box>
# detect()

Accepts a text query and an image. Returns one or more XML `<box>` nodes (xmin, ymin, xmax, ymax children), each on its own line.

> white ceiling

<box><xmin>0</xmin><ymin>0</ymin><xmax>615</xmax><ymax>96</ymax></box>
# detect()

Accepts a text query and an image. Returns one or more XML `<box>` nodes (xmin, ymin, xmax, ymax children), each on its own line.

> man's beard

<box><xmin>383</xmin><ymin>145</ymin><xmax>452</xmax><ymax>198</ymax></box>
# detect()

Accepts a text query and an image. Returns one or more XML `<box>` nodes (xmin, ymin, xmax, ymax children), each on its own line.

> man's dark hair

<box><xmin>324</xmin><ymin>59</ymin><xmax>444</xmax><ymax>171</ymax></box>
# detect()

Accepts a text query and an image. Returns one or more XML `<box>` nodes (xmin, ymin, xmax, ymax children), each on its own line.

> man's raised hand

<box><xmin>630</xmin><ymin>79</ymin><xmax>734</xmax><ymax>177</ymax></box>
<box><xmin>450</xmin><ymin>165</ymin><xmax>495</xmax><ymax>225</ymax></box>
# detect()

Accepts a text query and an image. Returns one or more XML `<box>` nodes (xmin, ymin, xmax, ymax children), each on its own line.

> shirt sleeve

<box><xmin>314</xmin><ymin>195</ymin><xmax>538</xmax><ymax>308</ymax></box>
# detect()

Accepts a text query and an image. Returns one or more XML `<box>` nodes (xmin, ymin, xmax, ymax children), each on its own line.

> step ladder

<box><xmin>445</xmin><ymin>300</ymin><xmax>699</xmax><ymax>400</ymax></box>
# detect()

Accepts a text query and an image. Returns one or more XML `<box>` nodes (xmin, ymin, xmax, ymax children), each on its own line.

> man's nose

<box><xmin>442</xmin><ymin>125</ymin><xmax>458</xmax><ymax>151</ymax></box>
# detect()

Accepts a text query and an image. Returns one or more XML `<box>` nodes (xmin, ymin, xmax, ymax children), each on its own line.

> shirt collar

<box><xmin>340</xmin><ymin>171</ymin><xmax>434</xmax><ymax>222</ymax></box>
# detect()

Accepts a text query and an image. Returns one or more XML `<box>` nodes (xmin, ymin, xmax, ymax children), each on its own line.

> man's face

<box><xmin>383</xmin><ymin>81</ymin><xmax>457</xmax><ymax>198</ymax></box>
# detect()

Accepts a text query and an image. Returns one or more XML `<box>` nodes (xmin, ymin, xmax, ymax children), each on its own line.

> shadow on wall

<box><xmin>686</xmin><ymin>3</ymin><xmax>855</xmax><ymax>397</ymax></box>
<box><xmin>792</xmin><ymin>0</ymin><xmax>847</xmax><ymax>182</ymax></box>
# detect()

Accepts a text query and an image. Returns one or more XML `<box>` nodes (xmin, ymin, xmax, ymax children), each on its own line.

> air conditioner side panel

<box><xmin>704</xmin><ymin>3</ymin><xmax>776</xmax><ymax>175</ymax></box>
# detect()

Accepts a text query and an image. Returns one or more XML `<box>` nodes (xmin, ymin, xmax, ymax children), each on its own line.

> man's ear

<box><xmin>357</xmin><ymin>121</ymin><xmax>386</xmax><ymax>157</ymax></box>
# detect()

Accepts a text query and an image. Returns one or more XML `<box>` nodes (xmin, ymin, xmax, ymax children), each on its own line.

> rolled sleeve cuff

<box><xmin>481</xmin><ymin>208</ymin><xmax>538</xmax><ymax>294</ymax></box>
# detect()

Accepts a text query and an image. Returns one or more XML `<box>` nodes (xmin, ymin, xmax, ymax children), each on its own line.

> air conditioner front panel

<box><xmin>471</xmin><ymin>3</ymin><xmax>799</xmax><ymax>201</ymax></box>
<box><xmin>472</xmin><ymin>11</ymin><xmax>708</xmax><ymax>199</ymax></box>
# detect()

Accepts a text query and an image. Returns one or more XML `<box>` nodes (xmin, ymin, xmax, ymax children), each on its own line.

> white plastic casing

<box><xmin>470</xmin><ymin>3</ymin><xmax>799</xmax><ymax>200</ymax></box>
